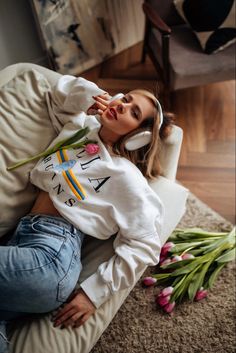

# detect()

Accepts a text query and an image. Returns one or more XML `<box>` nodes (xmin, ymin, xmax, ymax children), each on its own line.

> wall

<box><xmin>0</xmin><ymin>0</ymin><xmax>48</xmax><ymax>70</ymax></box>
<box><xmin>0</xmin><ymin>0</ymin><xmax>145</xmax><ymax>74</ymax></box>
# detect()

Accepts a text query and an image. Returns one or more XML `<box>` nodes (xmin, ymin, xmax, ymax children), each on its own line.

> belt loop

<box><xmin>72</xmin><ymin>225</ymin><xmax>77</xmax><ymax>236</ymax></box>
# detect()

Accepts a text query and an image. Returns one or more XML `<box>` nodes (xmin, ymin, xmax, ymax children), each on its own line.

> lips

<box><xmin>108</xmin><ymin>107</ymin><xmax>117</xmax><ymax>120</ymax></box>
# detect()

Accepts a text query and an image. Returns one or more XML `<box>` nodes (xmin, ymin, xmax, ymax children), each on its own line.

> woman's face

<box><xmin>100</xmin><ymin>92</ymin><xmax>155</xmax><ymax>137</ymax></box>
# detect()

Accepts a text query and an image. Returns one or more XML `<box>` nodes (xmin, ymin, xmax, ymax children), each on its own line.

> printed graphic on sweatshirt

<box><xmin>56</xmin><ymin>149</ymin><xmax>86</xmax><ymax>201</ymax></box>
<box><xmin>40</xmin><ymin>146</ymin><xmax>112</xmax><ymax>208</ymax></box>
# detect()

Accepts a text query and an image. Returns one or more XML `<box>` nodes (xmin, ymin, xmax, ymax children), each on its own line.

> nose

<box><xmin>116</xmin><ymin>102</ymin><xmax>127</xmax><ymax>114</ymax></box>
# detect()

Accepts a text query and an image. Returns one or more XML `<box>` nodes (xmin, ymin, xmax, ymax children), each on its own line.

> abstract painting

<box><xmin>32</xmin><ymin>0</ymin><xmax>145</xmax><ymax>74</ymax></box>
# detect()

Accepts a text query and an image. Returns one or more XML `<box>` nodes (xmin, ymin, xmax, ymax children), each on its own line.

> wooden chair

<box><xmin>142</xmin><ymin>0</ymin><xmax>235</xmax><ymax>101</ymax></box>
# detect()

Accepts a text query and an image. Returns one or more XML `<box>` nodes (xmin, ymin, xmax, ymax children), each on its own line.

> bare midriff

<box><xmin>30</xmin><ymin>190</ymin><xmax>61</xmax><ymax>217</ymax></box>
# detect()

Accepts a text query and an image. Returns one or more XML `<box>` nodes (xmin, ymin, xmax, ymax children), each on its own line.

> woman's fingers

<box><xmin>93</xmin><ymin>95</ymin><xmax>110</xmax><ymax>106</ymax></box>
<box><xmin>94</xmin><ymin>101</ymin><xmax>108</xmax><ymax>111</ymax></box>
<box><xmin>97</xmin><ymin>92</ymin><xmax>111</xmax><ymax>100</ymax></box>
<box><xmin>53</xmin><ymin>306</ymin><xmax>75</xmax><ymax>327</ymax></box>
<box><xmin>60</xmin><ymin>311</ymin><xmax>85</xmax><ymax>328</ymax></box>
<box><xmin>87</xmin><ymin>95</ymin><xmax>109</xmax><ymax>115</ymax></box>
<box><xmin>74</xmin><ymin>313</ymin><xmax>91</xmax><ymax>328</ymax></box>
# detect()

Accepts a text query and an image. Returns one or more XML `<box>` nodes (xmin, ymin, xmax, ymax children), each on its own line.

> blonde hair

<box><xmin>110</xmin><ymin>89</ymin><xmax>174</xmax><ymax>180</ymax></box>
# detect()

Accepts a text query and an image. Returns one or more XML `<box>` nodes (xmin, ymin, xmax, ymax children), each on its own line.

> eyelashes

<box><xmin>121</xmin><ymin>96</ymin><xmax>139</xmax><ymax>119</ymax></box>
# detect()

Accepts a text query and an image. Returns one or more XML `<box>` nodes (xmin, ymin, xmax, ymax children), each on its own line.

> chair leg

<box><xmin>162</xmin><ymin>82</ymin><xmax>172</xmax><ymax>111</ymax></box>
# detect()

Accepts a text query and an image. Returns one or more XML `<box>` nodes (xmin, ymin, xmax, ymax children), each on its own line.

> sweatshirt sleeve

<box><xmin>46</xmin><ymin>75</ymin><xmax>106</xmax><ymax>132</ymax></box>
<box><xmin>80</xmin><ymin>176</ymin><xmax>164</xmax><ymax>308</ymax></box>
<box><xmin>80</xmin><ymin>230</ymin><xmax>162</xmax><ymax>308</ymax></box>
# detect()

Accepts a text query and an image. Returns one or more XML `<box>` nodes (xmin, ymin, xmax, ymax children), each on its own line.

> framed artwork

<box><xmin>31</xmin><ymin>0</ymin><xmax>145</xmax><ymax>74</ymax></box>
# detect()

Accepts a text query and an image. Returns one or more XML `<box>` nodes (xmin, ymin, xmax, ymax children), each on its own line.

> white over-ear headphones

<box><xmin>109</xmin><ymin>93</ymin><xmax>163</xmax><ymax>151</ymax></box>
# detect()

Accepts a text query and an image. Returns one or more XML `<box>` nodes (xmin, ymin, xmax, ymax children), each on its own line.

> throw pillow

<box><xmin>174</xmin><ymin>0</ymin><xmax>236</xmax><ymax>54</ymax></box>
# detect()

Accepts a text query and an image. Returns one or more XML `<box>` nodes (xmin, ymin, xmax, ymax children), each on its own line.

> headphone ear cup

<box><xmin>109</xmin><ymin>93</ymin><xmax>124</xmax><ymax>102</ymax></box>
<box><xmin>124</xmin><ymin>131</ymin><xmax>152</xmax><ymax>151</ymax></box>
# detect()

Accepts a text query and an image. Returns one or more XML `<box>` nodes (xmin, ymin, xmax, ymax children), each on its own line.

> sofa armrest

<box><xmin>0</xmin><ymin>63</ymin><xmax>61</xmax><ymax>89</ymax></box>
<box><xmin>159</xmin><ymin>125</ymin><xmax>183</xmax><ymax>181</ymax></box>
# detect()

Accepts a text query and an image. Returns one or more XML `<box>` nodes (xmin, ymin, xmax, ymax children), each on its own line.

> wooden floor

<box><xmin>81</xmin><ymin>43</ymin><xmax>235</xmax><ymax>224</ymax></box>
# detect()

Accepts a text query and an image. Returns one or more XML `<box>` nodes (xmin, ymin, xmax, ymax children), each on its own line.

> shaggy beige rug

<box><xmin>91</xmin><ymin>193</ymin><xmax>235</xmax><ymax>353</ymax></box>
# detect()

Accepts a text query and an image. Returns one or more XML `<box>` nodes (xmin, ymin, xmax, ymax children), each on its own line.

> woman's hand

<box><xmin>87</xmin><ymin>93</ymin><xmax>111</xmax><ymax>116</ymax></box>
<box><xmin>53</xmin><ymin>289</ymin><xmax>96</xmax><ymax>329</ymax></box>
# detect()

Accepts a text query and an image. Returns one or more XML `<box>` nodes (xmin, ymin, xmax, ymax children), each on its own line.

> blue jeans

<box><xmin>0</xmin><ymin>214</ymin><xmax>84</xmax><ymax>353</ymax></box>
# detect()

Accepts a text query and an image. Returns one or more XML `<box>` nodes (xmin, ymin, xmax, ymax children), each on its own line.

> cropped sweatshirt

<box><xmin>30</xmin><ymin>75</ymin><xmax>164</xmax><ymax>308</ymax></box>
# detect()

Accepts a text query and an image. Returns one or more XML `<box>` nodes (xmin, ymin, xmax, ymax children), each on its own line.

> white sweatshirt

<box><xmin>30</xmin><ymin>75</ymin><xmax>164</xmax><ymax>308</ymax></box>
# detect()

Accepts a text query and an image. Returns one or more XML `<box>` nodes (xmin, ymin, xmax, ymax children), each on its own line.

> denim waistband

<box><xmin>22</xmin><ymin>214</ymin><xmax>80</xmax><ymax>236</ymax></box>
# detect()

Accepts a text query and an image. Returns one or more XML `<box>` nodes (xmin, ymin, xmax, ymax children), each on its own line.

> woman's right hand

<box><xmin>87</xmin><ymin>93</ymin><xmax>111</xmax><ymax>116</ymax></box>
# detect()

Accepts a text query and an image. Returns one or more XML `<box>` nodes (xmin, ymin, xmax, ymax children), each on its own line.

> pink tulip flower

<box><xmin>156</xmin><ymin>295</ymin><xmax>171</xmax><ymax>307</ymax></box>
<box><xmin>160</xmin><ymin>258</ymin><xmax>172</xmax><ymax>266</ymax></box>
<box><xmin>160</xmin><ymin>254</ymin><xmax>166</xmax><ymax>263</ymax></box>
<box><xmin>85</xmin><ymin>143</ymin><xmax>100</xmax><ymax>155</ymax></box>
<box><xmin>163</xmin><ymin>301</ymin><xmax>176</xmax><ymax>313</ymax></box>
<box><xmin>142</xmin><ymin>277</ymin><xmax>157</xmax><ymax>287</ymax></box>
<box><xmin>159</xmin><ymin>286</ymin><xmax>174</xmax><ymax>297</ymax></box>
<box><xmin>171</xmin><ymin>255</ymin><xmax>182</xmax><ymax>263</ymax></box>
<box><xmin>160</xmin><ymin>242</ymin><xmax>175</xmax><ymax>257</ymax></box>
<box><xmin>182</xmin><ymin>253</ymin><xmax>195</xmax><ymax>260</ymax></box>
<box><xmin>195</xmin><ymin>287</ymin><xmax>208</xmax><ymax>301</ymax></box>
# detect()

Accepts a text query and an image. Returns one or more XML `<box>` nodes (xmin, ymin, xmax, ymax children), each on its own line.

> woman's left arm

<box><xmin>80</xmin><ymin>229</ymin><xmax>162</xmax><ymax>308</ymax></box>
<box><xmin>79</xmin><ymin>181</ymin><xmax>164</xmax><ymax>311</ymax></box>
<box><xmin>53</xmin><ymin>230</ymin><xmax>161</xmax><ymax>329</ymax></box>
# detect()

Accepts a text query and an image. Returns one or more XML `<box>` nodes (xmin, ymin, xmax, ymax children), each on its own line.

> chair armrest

<box><xmin>142</xmin><ymin>2</ymin><xmax>171</xmax><ymax>35</ymax></box>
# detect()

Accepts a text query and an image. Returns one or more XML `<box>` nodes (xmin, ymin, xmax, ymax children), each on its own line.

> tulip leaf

<box><xmin>206</xmin><ymin>263</ymin><xmax>225</xmax><ymax>289</ymax></box>
<box><xmin>160</xmin><ymin>259</ymin><xmax>194</xmax><ymax>270</ymax></box>
<box><xmin>169</xmin><ymin>242</ymin><xmax>202</xmax><ymax>253</ymax></box>
<box><xmin>215</xmin><ymin>248</ymin><xmax>236</xmax><ymax>263</ymax></box>
<box><xmin>60</xmin><ymin>127</ymin><xmax>90</xmax><ymax>147</ymax></box>
<box><xmin>190</xmin><ymin>249</ymin><xmax>205</xmax><ymax>256</ymax></box>
<box><xmin>188</xmin><ymin>260</ymin><xmax>213</xmax><ymax>300</ymax></box>
<box><xmin>169</xmin><ymin>228</ymin><xmax>228</xmax><ymax>240</ymax></box>
<box><xmin>170</xmin><ymin>259</ymin><xmax>203</xmax><ymax>276</ymax></box>
<box><xmin>171</xmin><ymin>274</ymin><xmax>188</xmax><ymax>302</ymax></box>
<box><xmin>202</xmin><ymin>238</ymin><xmax>229</xmax><ymax>254</ymax></box>
<box><xmin>187</xmin><ymin>272</ymin><xmax>200</xmax><ymax>301</ymax></box>
<box><xmin>152</xmin><ymin>273</ymin><xmax>171</xmax><ymax>281</ymax></box>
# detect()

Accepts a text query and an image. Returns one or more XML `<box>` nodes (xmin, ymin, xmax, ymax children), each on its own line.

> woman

<box><xmin>0</xmin><ymin>75</ymin><xmax>173</xmax><ymax>352</ymax></box>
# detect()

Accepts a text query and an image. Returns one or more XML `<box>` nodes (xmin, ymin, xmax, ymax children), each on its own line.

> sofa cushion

<box><xmin>0</xmin><ymin>69</ymin><xmax>57</xmax><ymax>237</ymax></box>
<box><xmin>9</xmin><ymin>176</ymin><xmax>188</xmax><ymax>353</ymax></box>
<box><xmin>0</xmin><ymin>65</ymin><xmax>188</xmax><ymax>353</ymax></box>
<box><xmin>174</xmin><ymin>0</ymin><xmax>236</xmax><ymax>54</ymax></box>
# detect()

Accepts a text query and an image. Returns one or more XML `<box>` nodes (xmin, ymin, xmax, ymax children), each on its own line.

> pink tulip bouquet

<box><xmin>7</xmin><ymin>127</ymin><xmax>99</xmax><ymax>171</ymax></box>
<box><xmin>143</xmin><ymin>227</ymin><xmax>235</xmax><ymax>314</ymax></box>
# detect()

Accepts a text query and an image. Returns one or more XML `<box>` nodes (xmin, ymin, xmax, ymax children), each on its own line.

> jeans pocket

<box><xmin>57</xmin><ymin>251</ymin><xmax>81</xmax><ymax>303</ymax></box>
<box><xmin>31</xmin><ymin>219</ymin><xmax>66</xmax><ymax>240</ymax></box>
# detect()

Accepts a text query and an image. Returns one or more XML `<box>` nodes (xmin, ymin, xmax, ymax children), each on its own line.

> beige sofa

<box><xmin>0</xmin><ymin>63</ymin><xmax>188</xmax><ymax>353</ymax></box>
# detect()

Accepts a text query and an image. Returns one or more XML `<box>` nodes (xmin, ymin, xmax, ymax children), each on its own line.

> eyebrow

<box><xmin>126</xmin><ymin>94</ymin><xmax>142</xmax><ymax>119</ymax></box>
